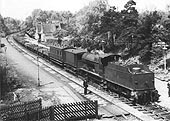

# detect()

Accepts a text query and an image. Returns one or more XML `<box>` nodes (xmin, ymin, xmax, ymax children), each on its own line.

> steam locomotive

<box><xmin>13</xmin><ymin>36</ymin><xmax>159</xmax><ymax>105</ymax></box>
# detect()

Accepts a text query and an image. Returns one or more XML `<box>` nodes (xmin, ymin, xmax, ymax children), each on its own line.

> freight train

<box><xmin>13</xmin><ymin>35</ymin><xmax>160</xmax><ymax>105</ymax></box>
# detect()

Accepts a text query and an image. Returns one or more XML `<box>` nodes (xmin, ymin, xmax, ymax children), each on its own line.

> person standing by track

<box><xmin>167</xmin><ymin>80</ymin><xmax>170</xmax><ymax>97</ymax></box>
<box><xmin>83</xmin><ymin>74</ymin><xmax>88</xmax><ymax>95</ymax></box>
<box><xmin>131</xmin><ymin>90</ymin><xmax>138</xmax><ymax>106</ymax></box>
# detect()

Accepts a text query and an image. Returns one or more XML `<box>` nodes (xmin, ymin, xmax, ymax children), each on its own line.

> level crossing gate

<box><xmin>0</xmin><ymin>99</ymin><xmax>98</xmax><ymax>121</ymax></box>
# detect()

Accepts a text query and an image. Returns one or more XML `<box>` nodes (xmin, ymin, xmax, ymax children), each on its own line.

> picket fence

<box><xmin>0</xmin><ymin>99</ymin><xmax>98</xmax><ymax>121</ymax></box>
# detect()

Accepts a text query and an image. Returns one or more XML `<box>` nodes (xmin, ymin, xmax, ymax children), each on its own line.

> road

<box><xmin>154</xmin><ymin>51</ymin><xmax>170</xmax><ymax>109</ymax></box>
<box><xmin>155</xmin><ymin>78</ymin><xmax>170</xmax><ymax>109</ymax></box>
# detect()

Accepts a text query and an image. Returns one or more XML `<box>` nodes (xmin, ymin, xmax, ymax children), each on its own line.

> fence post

<box><xmin>50</xmin><ymin>106</ymin><xmax>54</xmax><ymax>120</ymax></box>
<box><xmin>37</xmin><ymin>98</ymin><xmax>42</xmax><ymax>121</ymax></box>
<box><xmin>95</xmin><ymin>100</ymin><xmax>98</xmax><ymax>119</ymax></box>
<box><xmin>24</xmin><ymin>102</ymin><xmax>28</xmax><ymax>121</ymax></box>
<box><xmin>5</xmin><ymin>107</ymin><xmax>9</xmax><ymax>121</ymax></box>
<box><xmin>39</xmin><ymin>99</ymin><xmax>42</xmax><ymax>109</ymax></box>
<box><xmin>85</xmin><ymin>101</ymin><xmax>87</xmax><ymax>120</ymax></box>
<box><xmin>4</xmin><ymin>108</ymin><xmax>9</xmax><ymax>121</ymax></box>
<box><xmin>64</xmin><ymin>104</ymin><xmax>66</xmax><ymax>120</ymax></box>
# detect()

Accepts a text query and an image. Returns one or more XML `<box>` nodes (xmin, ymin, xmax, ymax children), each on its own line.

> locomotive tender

<box><xmin>13</xmin><ymin>36</ymin><xmax>159</xmax><ymax>105</ymax></box>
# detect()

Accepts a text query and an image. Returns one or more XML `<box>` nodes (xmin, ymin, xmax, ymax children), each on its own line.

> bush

<box><xmin>0</xmin><ymin>55</ymin><xmax>22</xmax><ymax>100</ymax></box>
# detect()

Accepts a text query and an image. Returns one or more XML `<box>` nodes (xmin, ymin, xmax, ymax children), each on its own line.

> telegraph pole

<box><xmin>0</xmin><ymin>37</ymin><xmax>1</xmax><ymax>52</ymax></box>
<box><xmin>163</xmin><ymin>45</ymin><xmax>168</xmax><ymax>73</ymax></box>
<box><xmin>37</xmin><ymin>46</ymin><xmax>40</xmax><ymax>87</ymax></box>
<box><xmin>157</xmin><ymin>40</ymin><xmax>168</xmax><ymax>73</ymax></box>
<box><xmin>36</xmin><ymin>34</ymin><xmax>41</xmax><ymax>87</ymax></box>
<box><xmin>36</xmin><ymin>22</ymin><xmax>42</xmax><ymax>86</ymax></box>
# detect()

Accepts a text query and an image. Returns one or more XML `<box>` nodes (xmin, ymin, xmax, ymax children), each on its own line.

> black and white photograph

<box><xmin>1</xmin><ymin>0</ymin><xmax>170</xmax><ymax>120</ymax></box>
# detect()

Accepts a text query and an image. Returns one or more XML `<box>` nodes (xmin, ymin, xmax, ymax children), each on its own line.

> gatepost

<box><xmin>50</xmin><ymin>106</ymin><xmax>54</xmax><ymax>120</ymax></box>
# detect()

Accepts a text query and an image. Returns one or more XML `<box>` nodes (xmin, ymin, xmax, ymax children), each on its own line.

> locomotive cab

<box><xmin>81</xmin><ymin>52</ymin><xmax>120</xmax><ymax>75</ymax></box>
<box><xmin>79</xmin><ymin>52</ymin><xmax>121</xmax><ymax>87</ymax></box>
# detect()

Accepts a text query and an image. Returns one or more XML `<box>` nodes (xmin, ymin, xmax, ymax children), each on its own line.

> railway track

<box><xmin>8</xmin><ymin>37</ymin><xmax>141</xmax><ymax>121</ymax></box>
<box><xmin>8</xmin><ymin>37</ymin><xmax>170</xmax><ymax>121</ymax></box>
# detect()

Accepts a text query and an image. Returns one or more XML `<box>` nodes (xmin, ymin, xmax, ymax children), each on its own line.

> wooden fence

<box><xmin>53</xmin><ymin>100</ymin><xmax>98</xmax><ymax>121</ymax></box>
<box><xmin>0</xmin><ymin>99</ymin><xmax>98</xmax><ymax>121</ymax></box>
<box><xmin>0</xmin><ymin>99</ymin><xmax>42</xmax><ymax>121</ymax></box>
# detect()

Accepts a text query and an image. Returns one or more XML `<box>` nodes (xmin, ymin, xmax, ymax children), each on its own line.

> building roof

<box><xmin>37</xmin><ymin>23</ymin><xmax>59</xmax><ymax>34</ymax></box>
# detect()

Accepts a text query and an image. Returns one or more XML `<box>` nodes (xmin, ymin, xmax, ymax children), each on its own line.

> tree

<box><xmin>162</xmin><ymin>9</ymin><xmax>170</xmax><ymax>45</ymax></box>
<box><xmin>50</xmin><ymin>11</ymin><xmax>62</xmax><ymax>21</ymax></box>
<box><xmin>118</xmin><ymin>0</ymin><xmax>138</xmax><ymax>45</ymax></box>
<box><xmin>31</xmin><ymin>9</ymin><xmax>42</xmax><ymax>22</ymax></box>
<box><xmin>100</xmin><ymin>6</ymin><xmax>122</xmax><ymax>44</ymax></box>
<box><xmin>36</xmin><ymin>11</ymin><xmax>48</xmax><ymax>23</ymax></box>
<box><xmin>121</xmin><ymin>0</ymin><xmax>138</xmax><ymax>27</ymax></box>
<box><xmin>25</xmin><ymin>16</ymin><xmax>33</xmax><ymax>27</ymax></box>
<box><xmin>4</xmin><ymin>17</ymin><xmax>21</xmax><ymax>34</ymax></box>
<box><xmin>137</xmin><ymin>11</ymin><xmax>162</xmax><ymax>63</ymax></box>
<box><xmin>0</xmin><ymin>14</ymin><xmax>9</xmax><ymax>36</ymax></box>
<box><xmin>98</xmin><ymin>0</ymin><xmax>138</xmax><ymax>53</ymax></box>
<box><xmin>74</xmin><ymin>0</ymin><xmax>108</xmax><ymax>35</ymax></box>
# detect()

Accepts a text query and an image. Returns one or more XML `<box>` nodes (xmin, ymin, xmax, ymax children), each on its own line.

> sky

<box><xmin>0</xmin><ymin>0</ymin><xmax>170</xmax><ymax>20</ymax></box>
